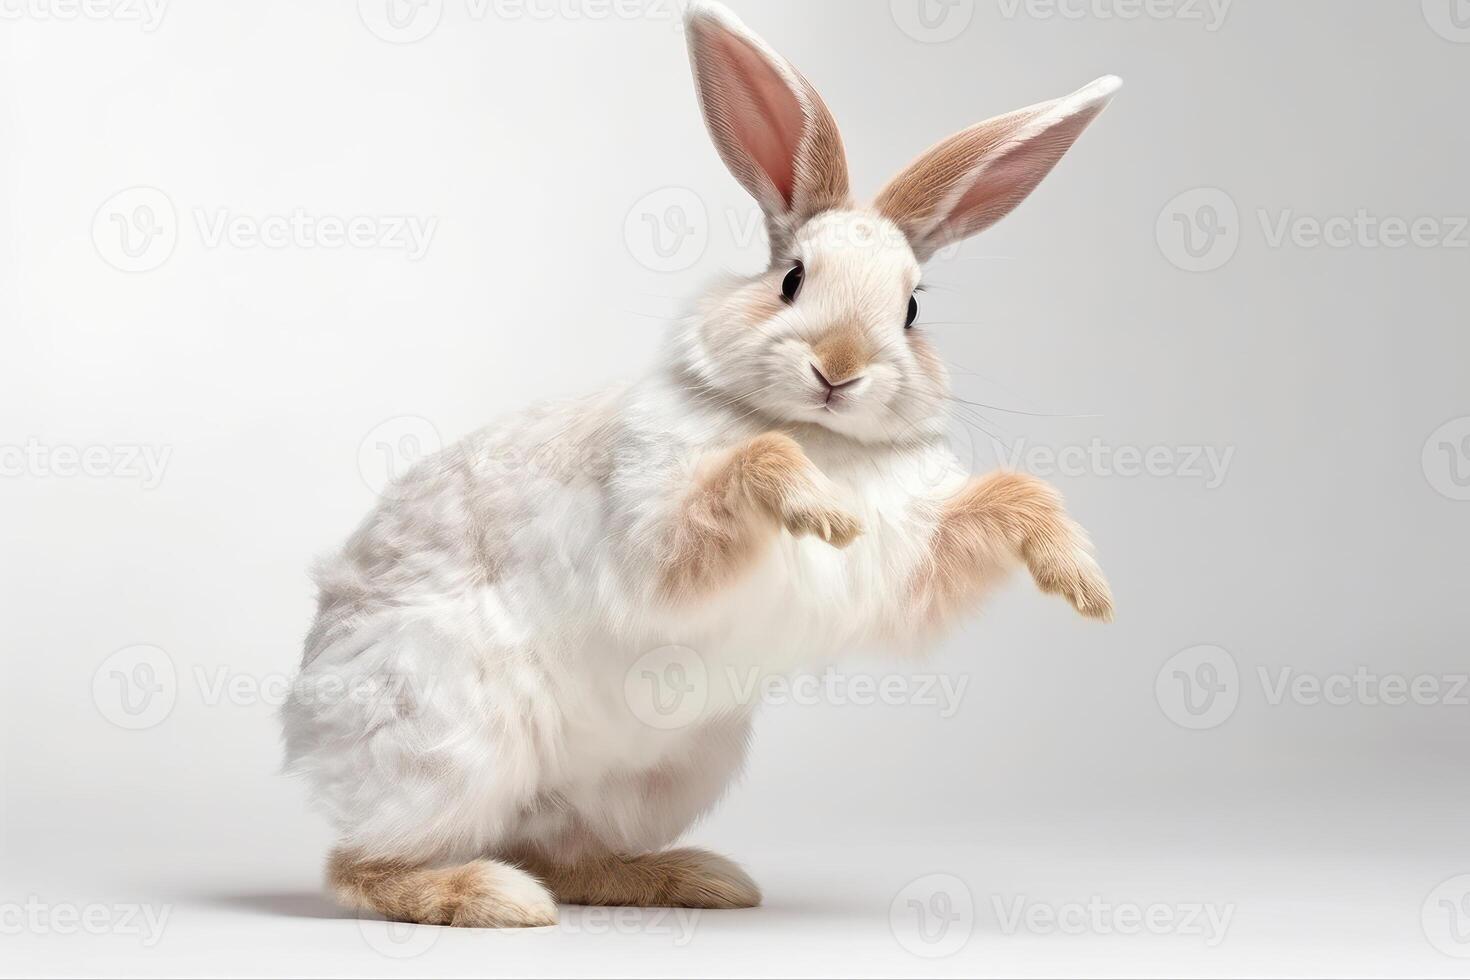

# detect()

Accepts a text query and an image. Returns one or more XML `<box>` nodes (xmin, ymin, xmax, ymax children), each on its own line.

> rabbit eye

<box><xmin>905</xmin><ymin>294</ymin><xmax>919</xmax><ymax>329</ymax></box>
<box><xmin>780</xmin><ymin>261</ymin><xmax>804</xmax><ymax>303</ymax></box>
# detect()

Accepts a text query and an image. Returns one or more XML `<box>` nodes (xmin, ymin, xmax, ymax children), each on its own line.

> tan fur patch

<box><xmin>507</xmin><ymin>847</ymin><xmax>761</xmax><ymax>910</ymax></box>
<box><xmin>658</xmin><ymin>432</ymin><xmax>861</xmax><ymax>602</ymax></box>
<box><xmin>811</xmin><ymin>327</ymin><xmax>870</xmax><ymax>385</ymax></box>
<box><xmin>328</xmin><ymin>849</ymin><xmax>557</xmax><ymax>928</ymax></box>
<box><xmin>912</xmin><ymin>471</ymin><xmax>1112</xmax><ymax>626</ymax></box>
<box><xmin>793</xmin><ymin>69</ymin><xmax>851</xmax><ymax>219</ymax></box>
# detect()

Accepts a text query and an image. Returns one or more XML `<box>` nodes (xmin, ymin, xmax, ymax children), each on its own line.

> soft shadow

<box><xmin>199</xmin><ymin>890</ymin><xmax>356</xmax><ymax>920</ymax></box>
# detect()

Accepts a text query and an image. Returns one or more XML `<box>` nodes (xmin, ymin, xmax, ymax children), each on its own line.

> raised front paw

<box><xmin>737</xmin><ymin>432</ymin><xmax>862</xmax><ymax>549</ymax></box>
<box><xmin>780</xmin><ymin>497</ymin><xmax>863</xmax><ymax>548</ymax></box>
<box><xmin>1026</xmin><ymin>530</ymin><xmax>1115</xmax><ymax>622</ymax></box>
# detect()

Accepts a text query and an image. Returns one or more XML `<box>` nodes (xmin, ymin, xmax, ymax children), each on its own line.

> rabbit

<box><xmin>282</xmin><ymin>0</ymin><xmax>1118</xmax><ymax>929</ymax></box>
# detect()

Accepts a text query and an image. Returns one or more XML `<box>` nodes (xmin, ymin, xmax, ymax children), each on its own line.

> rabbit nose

<box><xmin>812</xmin><ymin>364</ymin><xmax>863</xmax><ymax>391</ymax></box>
<box><xmin>811</xmin><ymin>330</ymin><xmax>870</xmax><ymax>388</ymax></box>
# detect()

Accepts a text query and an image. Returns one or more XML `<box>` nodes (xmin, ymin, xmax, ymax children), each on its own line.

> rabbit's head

<box><xmin>672</xmin><ymin>0</ymin><xmax>1118</xmax><ymax>446</ymax></box>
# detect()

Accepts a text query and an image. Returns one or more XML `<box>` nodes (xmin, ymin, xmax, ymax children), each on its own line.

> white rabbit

<box><xmin>283</xmin><ymin>0</ymin><xmax>1118</xmax><ymax>928</ymax></box>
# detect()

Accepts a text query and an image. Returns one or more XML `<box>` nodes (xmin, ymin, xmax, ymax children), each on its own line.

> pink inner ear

<box><xmin>943</xmin><ymin>108</ymin><xmax>1100</xmax><ymax>243</ymax></box>
<box><xmin>705</xmin><ymin>31</ymin><xmax>804</xmax><ymax>209</ymax></box>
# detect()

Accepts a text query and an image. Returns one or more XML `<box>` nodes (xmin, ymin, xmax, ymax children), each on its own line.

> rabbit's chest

<box><xmin>702</xmin><ymin>463</ymin><xmax>938</xmax><ymax>645</ymax></box>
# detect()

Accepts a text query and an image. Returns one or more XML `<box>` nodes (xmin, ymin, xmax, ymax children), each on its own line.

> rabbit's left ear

<box><xmin>685</xmin><ymin>0</ymin><xmax>850</xmax><ymax>256</ymax></box>
<box><xmin>876</xmin><ymin>76</ymin><xmax>1121</xmax><ymax>262</ymax></box>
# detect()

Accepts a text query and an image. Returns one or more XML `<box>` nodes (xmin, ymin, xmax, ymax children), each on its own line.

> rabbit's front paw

<box><xmin>1027</xmin><ymin>535</ymin><xmax>1115</xmax><ymax>622</ymax></box>
<box><xmin>779</xmin><ymin>497</ymin><xmax>863</xmax><ymax>548</ymax></box>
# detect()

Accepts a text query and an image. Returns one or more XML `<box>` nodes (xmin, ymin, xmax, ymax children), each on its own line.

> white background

<box><xmin>2</xmin><ymin>0</ymin><xmax>1469</xmax><ymax>976</ymax></box>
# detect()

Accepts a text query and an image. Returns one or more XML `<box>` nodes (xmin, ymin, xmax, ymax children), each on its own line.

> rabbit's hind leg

<box><xmin>510</xmin><ymin>847</ymin><xmax>760</xmax><ymax>910</ymax></box>
<box><xmin>328</xmin><ymin>849</ymin><xmax>558</xmax><ymax>928</ymax></box>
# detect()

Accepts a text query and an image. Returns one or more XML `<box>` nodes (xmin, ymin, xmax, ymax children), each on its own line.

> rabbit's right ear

<box><xmin>685</xmin><ymin>0</ymin><xmax>850</xmax><ymax>256</ymax></box>
<box><xmin>875</xmin><ymin>76</ymin><xmax>1121</xmax><ymax>262</ymax></box>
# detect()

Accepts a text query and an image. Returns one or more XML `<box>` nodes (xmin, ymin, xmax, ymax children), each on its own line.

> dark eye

<box><xmin>780</xmin><ymin>261</ymin><xmax>804</xmax><ymax>303</ymax></box>
<box><xmin>905</xmin><ymin>294</ymin><xmax>919</xmax><ymax>329</ymax></box>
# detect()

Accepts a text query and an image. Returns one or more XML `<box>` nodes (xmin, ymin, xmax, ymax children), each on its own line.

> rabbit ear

<box><xmin>875</xmin><ymin>76</ymin><xmax>1121</xmax><ymax>262</ymax></box>
<box><xmin>685</xmin><ymin>0</ymin><xmax>850</xmax><ymax>255</ymax></box>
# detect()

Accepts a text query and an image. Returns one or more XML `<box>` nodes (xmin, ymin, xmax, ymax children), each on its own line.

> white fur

<box><xmin>282</xmin><ymin>1</ymin><xmax>1112</xmax><ymax>869</ymax></box>
<box><xmin>281</xmin><ymin>210</ymin><xmax>970</xmax><ymax>864</ymax></box>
